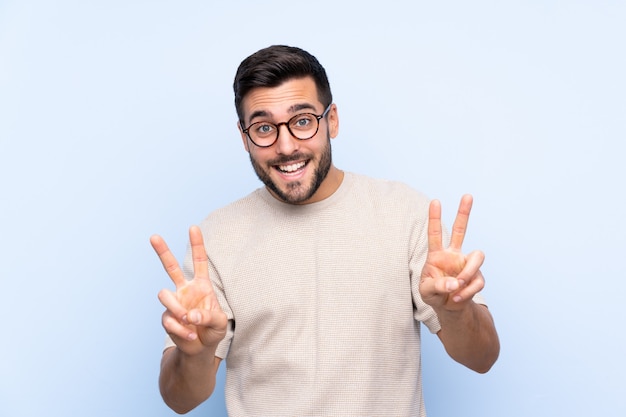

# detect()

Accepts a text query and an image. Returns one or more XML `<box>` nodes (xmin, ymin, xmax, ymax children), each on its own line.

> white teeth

<box><xmin>278</xmin><ymin>161</ymin><xmax>305</xmax><ymax>172</ymax></box>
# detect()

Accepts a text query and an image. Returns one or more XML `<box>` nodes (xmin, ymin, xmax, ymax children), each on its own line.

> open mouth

<box><xmin>275</xmin><ymin>160</ymin><xmax>308</xmax><ymax>174</ymax></box>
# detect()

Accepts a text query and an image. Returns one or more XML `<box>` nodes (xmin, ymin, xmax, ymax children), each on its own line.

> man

<box><xmin>151</xmin><ymin>45</ymin><xmax>500</xmax><ymax>416</ymax></box>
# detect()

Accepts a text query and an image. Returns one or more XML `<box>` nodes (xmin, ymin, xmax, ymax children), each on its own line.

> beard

<box><xmin>249</xmin><ymin>135</ymin><xmax>332</xmax><ymax>205</ymax></box>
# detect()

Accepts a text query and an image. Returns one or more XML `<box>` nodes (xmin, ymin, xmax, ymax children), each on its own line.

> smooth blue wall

<box><xmin>1</xmin><ymin>1</ymin><xmax>624</xmax><ymax>416</ymax></box>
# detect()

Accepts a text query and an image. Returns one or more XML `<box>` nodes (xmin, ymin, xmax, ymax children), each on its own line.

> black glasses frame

<box><xmin>241</xmin><ymin>104</ymin><xmax>332</xmax><ymax>148</ymax></box>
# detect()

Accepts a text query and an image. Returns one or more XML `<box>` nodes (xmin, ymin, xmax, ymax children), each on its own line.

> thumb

<box><xmin>420</xmin><ymin>276</ymin><xmax>460</xmax><ymax>297</ymax></box>
<box><xmin>186</xmin><ymin>307</ymin><xmax>228</xmax><ymax>330</ymax></box>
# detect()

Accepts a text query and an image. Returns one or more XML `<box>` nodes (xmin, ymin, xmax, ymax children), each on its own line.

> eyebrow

<box><xmin>247</xmin><ymin>103</ymin><xmax>318</xmax><ymax>124</ymax></box>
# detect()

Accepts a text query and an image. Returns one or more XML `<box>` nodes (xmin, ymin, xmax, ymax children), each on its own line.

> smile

<box><xmin>276</xmin><ymin>161</ymin><xmax>307</xmax><ymax>173</ymax></box>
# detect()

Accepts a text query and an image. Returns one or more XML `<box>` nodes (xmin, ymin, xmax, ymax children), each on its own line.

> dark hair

<box><xmin>233</xmin><ymin>45</ymin><xmax>333</xmax><ymax>121</ymax></box>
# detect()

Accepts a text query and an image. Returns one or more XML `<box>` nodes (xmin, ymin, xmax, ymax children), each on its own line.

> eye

<box><xmin>253</xmin><ymin>123</ymin><xmax>275</xmax><ymax>137</ymax></box>
<box><xmin>290</xmin><ymin>114</ymin><xmax>315</xmax><ymax>129</ymax></box>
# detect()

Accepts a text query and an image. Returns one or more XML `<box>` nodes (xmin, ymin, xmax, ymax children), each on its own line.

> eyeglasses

<box><xmin>241</xmin><ymin>104</ymin><xmax>332</xmax><ymax>148</ymax></box>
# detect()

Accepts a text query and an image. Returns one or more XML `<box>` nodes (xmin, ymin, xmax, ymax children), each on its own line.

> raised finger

<box><xmin>189</xmin><ymin>225</ymin><xmax>210</xmax><ymax>281</ymax></box>
<box><xmin>449</xmin><ymin>194</ymin><xmax>473</xmax><ymax>251</ymax></box>
<box><xmin>428</xmin><ymin>199</ymin><xmax>443</xmax><ymax>252</ymax></box>
<box><xmin>150</xmin><ymin>234</ymin><xmax>187</xmax><ymax>288</ymax></box>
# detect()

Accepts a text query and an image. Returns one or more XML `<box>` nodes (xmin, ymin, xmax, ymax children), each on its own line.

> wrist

<box><xmin>434</xmin><ymin>300</ymin><xmax>478</xmax><ymax>322</ymax></box>
<box><xmin>177</xmin><ymin>343</ymin><xmax>217</xmax><ymax>361</ymax></box>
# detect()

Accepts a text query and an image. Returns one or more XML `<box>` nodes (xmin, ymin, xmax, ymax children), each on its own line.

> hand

<box><xmin>151</xmin><ymin>226</ymin><xmax>228</xmax><ymax>356</ymax></box>
<box><xmin>419</xmin><ymin>194</ymin><xmax>486</xmax><ymax>311</ymax></box>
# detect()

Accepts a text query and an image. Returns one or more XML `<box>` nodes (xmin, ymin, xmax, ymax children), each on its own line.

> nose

<box><xmin>274</xmin><ymin>123</ymin><xmax>299</xmax><ymax>155</ymax></box>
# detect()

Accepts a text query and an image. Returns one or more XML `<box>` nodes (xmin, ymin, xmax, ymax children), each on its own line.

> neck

<box><xmin>308</xmin><ymin>165</ymin><xmax>343</xmax><ymax>204</ymax></box>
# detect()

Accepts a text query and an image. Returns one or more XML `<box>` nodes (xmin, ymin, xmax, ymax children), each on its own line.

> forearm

<box><xmin>159</xmin><ymin>346</ymin><xmax>221</xmax><ymax>414</ymax></box>
<box><xmin>436</xmin><ymin>302</ymin><xmax>500</xmax><ymax>373</ymax></box>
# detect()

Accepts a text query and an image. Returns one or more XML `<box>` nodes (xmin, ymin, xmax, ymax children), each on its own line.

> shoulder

<box><xmin>197</xmin><ymin>188</ymin><xmax>268</xmax><ymax>237</ymax></box>
<box><xmin>346</xmin><ymin>172</ymin><xmax>431</xmax><ymax>209</ymax></box>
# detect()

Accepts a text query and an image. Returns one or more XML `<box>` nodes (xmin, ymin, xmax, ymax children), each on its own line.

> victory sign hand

<box><xmin>419</xmin><ymin>195</ymin><xmax>486</xmax><ymax>311</ymax></box>
<box><xmin>151</xmin><ymin>226</ymin><xmax>227</xmax><ymax>356</ymax></box>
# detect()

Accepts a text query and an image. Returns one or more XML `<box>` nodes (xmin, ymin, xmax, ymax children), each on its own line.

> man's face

<box><xmin>239</xmin><ymin>77</ymin><xmax>340</xmax><ymax>205</ymax></box>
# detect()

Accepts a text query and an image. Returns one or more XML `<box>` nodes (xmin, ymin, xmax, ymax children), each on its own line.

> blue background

<box><xmin>1</xmin><ymin>1</ymin><xmax>625</xmax><ymax>416</ymax></box>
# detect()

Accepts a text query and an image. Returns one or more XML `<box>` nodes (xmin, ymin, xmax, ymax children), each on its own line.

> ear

<box><xmin>328</xmin><ymin>104</ymin><xmax>339</xmax><ymax>139</ymax></box>
<box><xmin>237</xmin><ymin>121</ymin><xmax>250</xmax><ymax>152</ymax></box>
